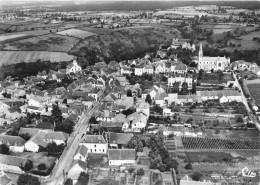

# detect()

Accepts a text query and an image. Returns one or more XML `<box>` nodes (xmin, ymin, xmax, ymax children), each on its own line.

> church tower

<box><xmin>199</xmin><ymin>42</ymin><xmax>203</xmax><ymax>59</ymax></box>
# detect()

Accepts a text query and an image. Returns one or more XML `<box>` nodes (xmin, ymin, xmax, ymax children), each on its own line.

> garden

<box><xmin>181</xmin><ymin>137</ymin><xmax>260</xmax><ymax>150</ymax></box>
<box><xmin>247</xmin><ymin>82</ymin><xmax>260</xmax><ymax>107</ymax></box>
<box><xmin>186</xmin><ymin>151</ymin><xmax>236</xmax><ymax>163</ymax></box>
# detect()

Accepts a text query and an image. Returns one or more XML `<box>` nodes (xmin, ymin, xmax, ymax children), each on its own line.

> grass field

<box><xmin>0</xmin><ymin>50</ymin><xmax>75</xmax><ymax>65</ymax></box>
<box><xmin>0</xmin><ymin>30</ymin><xmax>50</xmax><ymax>42</ymax></box>
<box><xmin>247</xmin><ymin>82</ymin><xmax>260</xmax><ymax>107</ymax></box>
<box><xmin>186</xmin><ymin>151</ymin><xmax>234</xmax><ymax>163</ymax></box>
<box><xmin>78</xmin><ymin>26</ymin><xmax>118</xmax><ymax>35</ymax></box>
<box><xmin>56</xmin><ymin>28</ymin><xmax>96</xmax><ymax>39</ymax></box>
<box><xmin>3</xmin><ymin>34</ymin><xmax>79</xmax><ymax>52</ymax></box>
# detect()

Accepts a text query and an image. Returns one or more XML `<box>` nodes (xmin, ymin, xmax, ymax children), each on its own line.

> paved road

<box><xmin>42</xmin><ymin>103</ymin><xmax>100</xmax><ymax>185</ymax></box>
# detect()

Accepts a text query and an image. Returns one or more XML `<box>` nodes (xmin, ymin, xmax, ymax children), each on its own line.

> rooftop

<box><xmin>108</xmin><ymin>149</ymin><xmax>136</xmax><ymax>160</ymax></box>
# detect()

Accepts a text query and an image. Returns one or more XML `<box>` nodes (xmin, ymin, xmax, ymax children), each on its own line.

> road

<box><xmin>42</xmin><ymin>103</ymin><xmax>100</xmax><ymax>185</ymax></box>
<box><xmin>233</xmin><ymin>72</ymin><xmax>260</xmax><ymax>132</ymax></box>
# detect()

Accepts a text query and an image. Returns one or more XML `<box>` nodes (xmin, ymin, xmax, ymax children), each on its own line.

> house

<box><xmin>0</xmin><ymin>135</ymin><xmax>25</xmax><ymax>152</ymax></box>
<box><xmin>141</xmin><ymin>89</ymin><xmax>157</xmax><ymax>100</ymax></box>
<box><xmin>219</xmin><ymin>90</ymin><xmax>242</xmax><ymax>103</ymax></box>
<box><xmin>107</xmin><ymin>132</ymin><xmax>133</xmax><ymax>148</ymax></box>
<box><xmin>80</xmin><ymin>135</ymin><xmax>108</xmax><ymax>154</ymax></box>
<box><xmin>120</xmin><ymin>67</ymin><xmax>133</xmax><ymax>75</ymax></box>
<box><xmin>168</xmin><ymin>73</ymin><xmax>193</xmax><ymax>89</ymax></box>
<box><xmin>196</xmin><ymin>91</ymin><xmax>221</xmax><ymax>101</ymax></box>
<box><xmin>176</xmin><ymin>95</ymin><xmax>201</xmax><ymax>105</ymax></box>
<box><xmin>24</xmin><ymin>130</ymin><xmax>48</xmax><ymax>152</ymax></box>
<box><xmin>45</xmin><ymin>131</ymin><xmax>68</xmax><ymax>145</ymax></box>
<box><xmin>172</xmin><ymin>63</ymin><xmax>188</xmax><ymax>74</ymax></box>
<box><xmin>231</xmin><ymin>60</ymin><xmax>251</xmax><ymax>71</ymax></box>
<box><xmin>126</xmin><ymin>112</ymin><xmax>148</xmax><ymax>132</ymax></box>
<box><xmin>155</xmin><ymin>93</ymin><xmax>168</xmax><ymax>107</ymax></box>
<box><xmin>168</xmin><ymin>93</ymin><xmax>178</xmax><ymax>105</ymax></box>
<box><xmin>88</xmin><ymin>88</ymin><xmax>103</xmax><ymax>101</ymax></box>
<box><xmin>0</xmin><ymin>171</ymin><xmax>13</xmax><ymax>185</ymax></box>
<box><xmin>135</xmin><ymin>64</ymin><xmax>144</xmax><ymax>76</ymax></box>
<box><xmin>136</xmin><ymin>102</ymin><xmax>150</xmax><ymax>117</ymax></box>
<box><xmin>143</xmin><ymin>64</ymin><xmax>154</xmax><ymax>74</ymax></box>
<box><xmin>108</xmin><ymin>149</ymin><xmax>136</xmax><ymax>166</ymax></box>
<box><xmin>0</xmin><ymin>154</ymin><xmax>29</xmax><ymax>174</ymax></box>
<box><xmin>116</xmin><ymin>76</ymin><xmax>127</xmax><ymax>86</ymax></box>
<box><xmin>155</xmin><ymin>63</ymin><xmax>165</xmax><ymax>74</ymax></box>
<box><xmin>66</xmin><ymin>60</ymin><xmax>82</xmax><ymax>74</ymax></box>
<box><xmin>67</xmin><ymin>160</ymin><xmax>88</xmax><ymax>183</ymax></box>
<box><xmin>74</xmin><ymin>145</ymin><xmax>88</xmax><ymax>161</ymax></box>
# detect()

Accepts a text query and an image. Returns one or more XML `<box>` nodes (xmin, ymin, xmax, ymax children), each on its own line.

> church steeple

<box><xmin>199</xmin><ymin>42</ymin><xmax>203</xmax><ymax>59</ymax></box>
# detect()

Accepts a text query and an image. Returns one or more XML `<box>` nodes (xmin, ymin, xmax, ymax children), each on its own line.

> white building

<box><xmin>198</xmin><ymin>43</ymin><xmax>230</xmax><ymax>71</ymax></box>
<box><xmin>79</xmin><ymin>135</ymin><xmax>108</xmax><ymax>154</ymax></box>
<box><xmin>108</xmin><ymin>149</ymin><xmax>136</xmax><ymax>166</ymax></box>
<box><xmin>168</xmin><ymin>74</ymin><xmax>193</xmax><ymax>89</ymax></box>
<box><xmin>74</xmin><ymin>145</ymin><xmax>88</xmax><ymax>161</ymax></box>
<box><xmin>66</xmin><ymin>60</ymin><xmax>82</xmax><ymax>74</ymax></box>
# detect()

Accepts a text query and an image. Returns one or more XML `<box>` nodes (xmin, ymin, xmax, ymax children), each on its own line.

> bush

<box><xmin>191</xmin><ymin>172</ymin><xmax>203</xmax><ymax>181</ymax></box>
<box><xmin>137</xmin><ymin>168</ymin><xmax>145</xmax><ymax>176</ymax></box>
<box><xmin>17</xmin><ymin>174</ymin><xmax>40</xmax><ymax>185</ymax></box>
<box><xmin>38</xmin><ymin>163</ymin><xmax>46</xmax><ymax>170</ymax></box>
<box><xmin>0</xmin><ymin>144</ymin><xmax>9</xmax><ymax>154</ymax></box>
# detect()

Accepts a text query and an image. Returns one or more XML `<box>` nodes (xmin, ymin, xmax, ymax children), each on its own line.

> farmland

<box><xmin>0</xmin><ymin>51</ymin><xmax>75</xmax><ymax>65</ymax></box>
<box><xmin>181</xmin><ymin>137</ymin><xmax>260</xmax><ymax>150</ymax></box>
<box><xmin>0</xmin><ymin>30</ymin><xmax>51</xmax><ymax>42</ymax></box>
<box><xmin>56</xmin><ymin>28</ymin><xmax>96</xmax><ymax>39</ymax></box>
<box><xmin>3</xmin><ymin>34</ymin><xmax>79</xmax><ymax>52</ymax></box>
<box><xmin>186</xmin><ymin>151</ymin><xmax>235</xmax><ymax>163</ymax></box>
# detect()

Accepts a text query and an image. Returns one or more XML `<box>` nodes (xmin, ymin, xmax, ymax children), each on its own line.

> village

<box><xmin>0</xmin><ymin>34</ymin><xmax>260</xmax><ymax>185</ymax></box>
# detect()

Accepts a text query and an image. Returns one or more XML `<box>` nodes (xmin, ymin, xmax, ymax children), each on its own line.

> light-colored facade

<box><xmin>66</xmin><ymin>60</ymin><xmax>82</xmax><ymax>74</ymax></box>
<box><xmin>198</xmin><ymin>43</ymin><xmax>230</xmax><ymax>71</ymax></box>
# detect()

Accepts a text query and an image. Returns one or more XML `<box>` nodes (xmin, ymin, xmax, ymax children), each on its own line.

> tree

<box><xmin>185</xmin><ymin>163</ymin><xmax>192</xmax><ymax>170</ymax></box>
<box><xmin>127</xmin><ymin>135</ymin><xmax>143</xmax><ymax>152</ymax></box>
<box><xmin>136</xmin><ymin>168</ymin><xmax>145</xmax><ymax>176</ymax></box>
<box><xmin>145</xmin><ymin>94</ymin><xmax>152</xmax><ymax>104</ymax></box>
<box><xmin>19</xmin><ymin>133</ymin><xmax>31</xmax><ymax>141</ymax></box>
<box><xmin>51</xmin><ymin>103</ymin><xmax>62</xmax><ymax>122</ymax></box>
<box><xmin>78</xmin><ymin>172</ymin><xmax>89</xmax><ymax>185</ymax></box>
<box><xmin>122</xmin><ymin>108</ymin><xmax>135</xmax><ymax>116</ymax></box>
<box><xmin>236</xmin><ymin>116</ymin><xmax>243</xmax><ymax>123</ymax></box>
<box><xmin>0</xmin><ymin>144</ymin><xmax>9</xmax><ymax>154</ymax></box>
<box><xmin>127</xmin><ymin>89</ymin><xmax>132</xmax><ymax>97</ymax></box>
<box><xmin>38</xmin><ymin>163</ymin><xmax>46</xmax><ymax>170</ymax></box>
<box><xmin>151</xmin><ymin>105</ymin><xmax>163</xmax><ymax>114</ymax></box>
<box><xmin>191</xmin><ymin>172</ymin><xmax>203</xmax><ymax>181</ymax></box>
<box><xmin>22</xmin><ymin>160</ymin><xmax>33</xmax><ymax>172</ymax></box>
<box><xmin>128</xmin><ymin>167</ymin><xmax>135</xmax><ymax>175</ymax></box>
<box><xmin>64</xmin><ymin>178</ymin><xmax>73</xmax><ymax>185</ymax></box>
<box><xmin>46</xmin><ymin>142</ymin><xmax>65</xmax><ymax>156</ymax></box>
<box><xmin>180</xmin><ymin>82</ymin><xmax>188</xmax><ymax>95</ymax></box>
<box><xmin>89</xmin><ymin>117</ymin><xmax>98</xmax><ymax>124</ymax></box>
<box><xmin>17</xmin><ymin>174</ymin><xmax>40</xmax><ymax>185</ymax></box>
<box><xmin>55</xmin><ymin>118</ymin><xmax>75</xmax><ymax>134</ymax></box>
<box><xmin>218</xmin><ymin>71</ymin><xmax>224</xmax><ymax>81</ymax></box>
<box><xmin>172</xmin><ymin>82</ymin><xmax>179</xmax><ymax>93</ymax></box>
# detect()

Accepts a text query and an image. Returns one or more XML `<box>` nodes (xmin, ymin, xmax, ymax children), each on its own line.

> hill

<box><xmin>70</xmin><ymin>26</ymin><xmax>178</xmax><ymax>67</ymax></box>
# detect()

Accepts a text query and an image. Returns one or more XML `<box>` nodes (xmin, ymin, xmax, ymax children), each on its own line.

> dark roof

<box><xmin>108</xmin><ymin>132</ymin><xmax>133</xmax><ymax>145</ymax></box>
<box><xmin>35</xmin><ymin>122</ymin><xmax>54</xmax><ymax>130</ymax></box>
<box><xmin>108</xmin><ymin>149</ymin><xmax>135</xmax><ymax>160</ymax></box>
<box><xmin>75</xmin><ymin>145</ymin><xmax>88</xmax><ymax>157</ymax></box>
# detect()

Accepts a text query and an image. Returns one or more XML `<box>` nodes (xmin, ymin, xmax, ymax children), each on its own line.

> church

<box><xmin>197</xmin><ymin>43</ymin><xmax>230</xmax><ymax>71</ymax></box>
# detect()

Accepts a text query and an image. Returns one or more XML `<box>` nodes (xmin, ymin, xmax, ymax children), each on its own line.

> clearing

<box><xmin>246</xmin><ymin>82</ymin><xmax>260</xmax><ymax>107</ymax></box>
<box><xmin>56</xmin><ymin>28</ymin><xmax>96</xmax><ymax>39</ymax></box>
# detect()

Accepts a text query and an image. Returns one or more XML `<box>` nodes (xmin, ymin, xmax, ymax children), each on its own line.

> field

<box><xmin>3</xmin><ymin>34</ymin><xmax>79</xmax><ymax>52</ymax></box>
<box><xmin>196</xmin><ymin>72</ymin><xmax>233</xmax><ymax>84</ymax></box>
<box><xmin>181</xmin><ymin>137</ymin><xmax>260</xmax><ymax>150</ymax></box>
<box><xmin>186</xmin><ymin>151</ymin><xmax>235</xmax><ymax>163</ymax></box>
<box><xmin>0</xmin><ymin>50</ymin><xmax>75</xmax><ymax>65</ymax></box>
<box><xmin>56</xmin><ymin>28</ymin><xmax>96</xmax><ymax>39</ymax></box>
<box><xmin>0</xmin><ymin>30</ymin><xmax>51</xmax><ymax>42</ymax></box>
<box><xmin>78</xmin><ymin>26</ymin><xmax>118</xmax><ymax>35</ymax></box>
<box><xmin>214</xmin><ymin>130</ymin><xmax>260</xmax><ymax>141</ymax></box>
<box><xmin>247</xmin><ymin>83</ymin><xmax>260</xmax><ymax>107</ymax></box>
<box><xmin>227</xmin><ymin>30</ymin><xmax>260</xmax><ymax>51</ymax></box>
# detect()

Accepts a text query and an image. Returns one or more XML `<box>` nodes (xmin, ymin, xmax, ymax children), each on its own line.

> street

<box><xmin>42</xmin><ymin>103</ymin><xmax>100</xmax><ymax>185</ymax></box>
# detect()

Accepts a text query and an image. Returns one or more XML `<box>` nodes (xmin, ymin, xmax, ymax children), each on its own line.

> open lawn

<box><xmin>87</xmin><ymin>154</ymin><xmax>107</xmax><ymax>168</ymax></box>
<box><xmin>0</xmin><ymin>30</ymin><xmax>50</xmax><ymax>42</ymax></box>
<box><xmin>56</xmin><ymin>28</ymin><xmax>96</xmax><ymax>39</ymax></box>
<box><xmin>247</xmin><ymin>82</ymin><xmax>260</xmax><ymax>107</ymax></box>
<box><xmin>186</xmin><ymin>151</ymin><xmax>235</xmax><ymax>163</ymax></box>
<box><xmin>0</xmin><ymin>50</ymin><xmax>75</xmax><ymax>65</ymax></box>
<box><xmin>3</xmin><ymin>33</ymin><xmax>79</xmax><ymax>52</ymax></box>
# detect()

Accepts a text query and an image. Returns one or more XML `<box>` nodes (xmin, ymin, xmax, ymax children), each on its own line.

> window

<box><xmin>95</xmin><ymin>149</ymin><xmax>96</xmax><ymax>152</ymax></box>
<box><xmin>94</xmin><ymin>145</ymin><xmax>96</xmax><ymax>147</ymax></box>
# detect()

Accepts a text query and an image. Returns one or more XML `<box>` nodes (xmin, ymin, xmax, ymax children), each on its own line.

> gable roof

<box><xmin>108</xmin><ymin>132</ymin><xmax>133</xmax><ymax>145</ymax></box>
<box><xmin>45</xmin><ymin>131</ymin><xmax>69</xmax><ymax>141</ymax></box>
<box><xmin>0</xmin><ymin>171</ymin><xmax>12</xmax><ymax>185</ymax></box>
<box><xmin>108</xmin><ymin>149</ymin><xmax>135</xmax><ymax>160</ymax></box>
<box><xmin>75</xmin><ymin>145</ymin><xmax>88</xmax><ymax>157</ymax></box>
<box><xmin>102</xmin><ymin>94</ymin><xmax>117</xmax><ymax>102</ymax></box>
<box><xmin>0</xmin><ymin>135</ymin><xmax>25</xmax><ymax>146</ymax></box>
<box><xmin>28</xmin><ymin>131</ymin><xmax>48</xmax><ymax>147</ymax></box>
<box><xmin>0</xmin><ymin>154</ymin><xmax>27</xmax><ymax>167</ymax></box>
<box><xmin>19</xmin><ymin>127</ymin><xmax>40</xmax><ymax>136</ymax></box>
<box><xmin>80</xmin><ymin>135</ymin><xmax>106</xmax><ymax>144</ymax></box>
